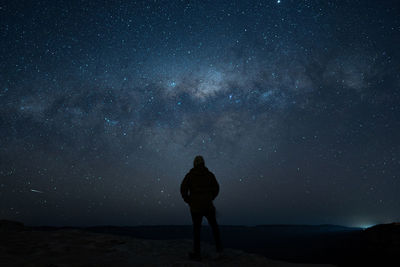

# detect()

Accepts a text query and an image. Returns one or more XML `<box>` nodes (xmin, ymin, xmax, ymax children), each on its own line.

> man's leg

<box><xmin>205</xmin><ymin>206</ymin><xmax>222</xmax><ymax>252</ymax></box>
<box><xmin>190</xmin><ymin>211</ymin><xmax>203</xmax><ymax>255</ymax></box>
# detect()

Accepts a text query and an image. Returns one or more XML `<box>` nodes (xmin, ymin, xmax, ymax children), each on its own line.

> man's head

<box><xmin>193</xmin><ymin>155</ymin><xmax>205</xmax><ymax>168</ymax></box>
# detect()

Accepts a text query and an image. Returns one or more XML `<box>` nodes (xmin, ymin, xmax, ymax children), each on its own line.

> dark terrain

<box><xmin>36</xmin><ymin>223</ymin><xmax>400</xmax><ymax>266</ymax></box>
<box><xmin>2</xmin><ymin>220</ymin><xmax>399</xmax><ymax>266</ymax></box>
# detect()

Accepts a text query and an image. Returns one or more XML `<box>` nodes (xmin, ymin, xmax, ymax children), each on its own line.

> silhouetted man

<box><xmin>180</xmin><ymin>155</ymin><xmax>222</xmax><ymax>260</ymax></box>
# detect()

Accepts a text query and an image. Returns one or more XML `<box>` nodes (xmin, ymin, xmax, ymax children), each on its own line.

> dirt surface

<box><xmin>0</xmin><ymin>221</ymin><xmax>336</xmax><ymax>267</ymax></box>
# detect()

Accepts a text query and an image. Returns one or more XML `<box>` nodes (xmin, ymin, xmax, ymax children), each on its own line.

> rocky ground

<box><xmin>0</xmin><ymin>220</ymin><xmax>335</xmax><ymax>267</ymax></box>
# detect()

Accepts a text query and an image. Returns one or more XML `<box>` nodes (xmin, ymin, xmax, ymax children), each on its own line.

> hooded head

<box><xmin>193</xmin><ymin>155</ymin><xmax>205</xmax><ymax>168</ymax></box>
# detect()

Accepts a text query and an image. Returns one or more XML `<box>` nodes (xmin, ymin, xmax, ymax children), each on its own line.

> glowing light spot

<box><xmin>30</xmin><ymin>189</ymin><xmax>43</xmax><ymax>193</ymax></box>
<box><xmin>104</xmin><ymin>117</ymin><xmax>118</xmax><ymax>126</ymax></box>
<box><xmin>359</xmin><ymin>224</ymin><xmax>375</xmax><ymax>229</ymax></box>
<box><xmin>169</xmin><ymin>81</ymin><xmax>177</xmax><ymax>88</ymax></box>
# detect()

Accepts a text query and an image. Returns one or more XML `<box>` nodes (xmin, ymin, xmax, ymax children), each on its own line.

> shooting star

<box><xmin>30</xmin><ymin>189</ymin><xmax>44</xmax><ymax>193</ymax></box>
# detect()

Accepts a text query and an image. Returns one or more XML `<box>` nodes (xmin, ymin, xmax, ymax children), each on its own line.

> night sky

<box><xmin>1</xmin><ymin>0</ymin><xmax>399</xmax><ymax>227</ymax></box>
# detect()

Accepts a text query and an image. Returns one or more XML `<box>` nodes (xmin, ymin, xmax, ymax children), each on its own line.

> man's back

<box><xmin>180</xmin><ymin>166</ymin><xmax>219</xmax><ymax>212</ymax></box>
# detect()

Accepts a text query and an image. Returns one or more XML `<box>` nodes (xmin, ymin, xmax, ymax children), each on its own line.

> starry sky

<box><xmin>1</xmin><ymin>0</ymin><xmax>399</xmax><ymax>227</ymax></box>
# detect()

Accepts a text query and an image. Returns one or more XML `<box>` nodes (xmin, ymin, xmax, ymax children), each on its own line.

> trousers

<box><xmin>190</xmin><ymin>206</ymin><xmax>222</xmax><ymax>253</ymax></box>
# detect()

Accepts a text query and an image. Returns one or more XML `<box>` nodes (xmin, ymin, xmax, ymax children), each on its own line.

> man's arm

<box><xmin>210</xmin><ymin>173</ymin><xmax>219</xmax><ymax>200</ymax></box>
<box><xmin>180</xmin><ymin>174</ymin><xmax>190</xmax><ymax>203</ymax></box>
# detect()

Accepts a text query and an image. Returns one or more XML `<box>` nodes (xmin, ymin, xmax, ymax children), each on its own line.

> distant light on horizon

<box><xmin>358</xmin><ymin>224</ymin><xmax>375</xmax><ymax>229</ymax></box>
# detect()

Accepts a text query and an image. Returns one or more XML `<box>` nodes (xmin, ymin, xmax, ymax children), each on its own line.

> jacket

<box><xmin>180</xmin><ymin>165</ymin><xmax>219</xmax><ymax>212</ymax></box>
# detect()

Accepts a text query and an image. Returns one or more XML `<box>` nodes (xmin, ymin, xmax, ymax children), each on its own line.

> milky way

<box><xmin>1</xmin><ymin>0</ymin><xmax>399</xmax><ymax>226</ymax></box>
